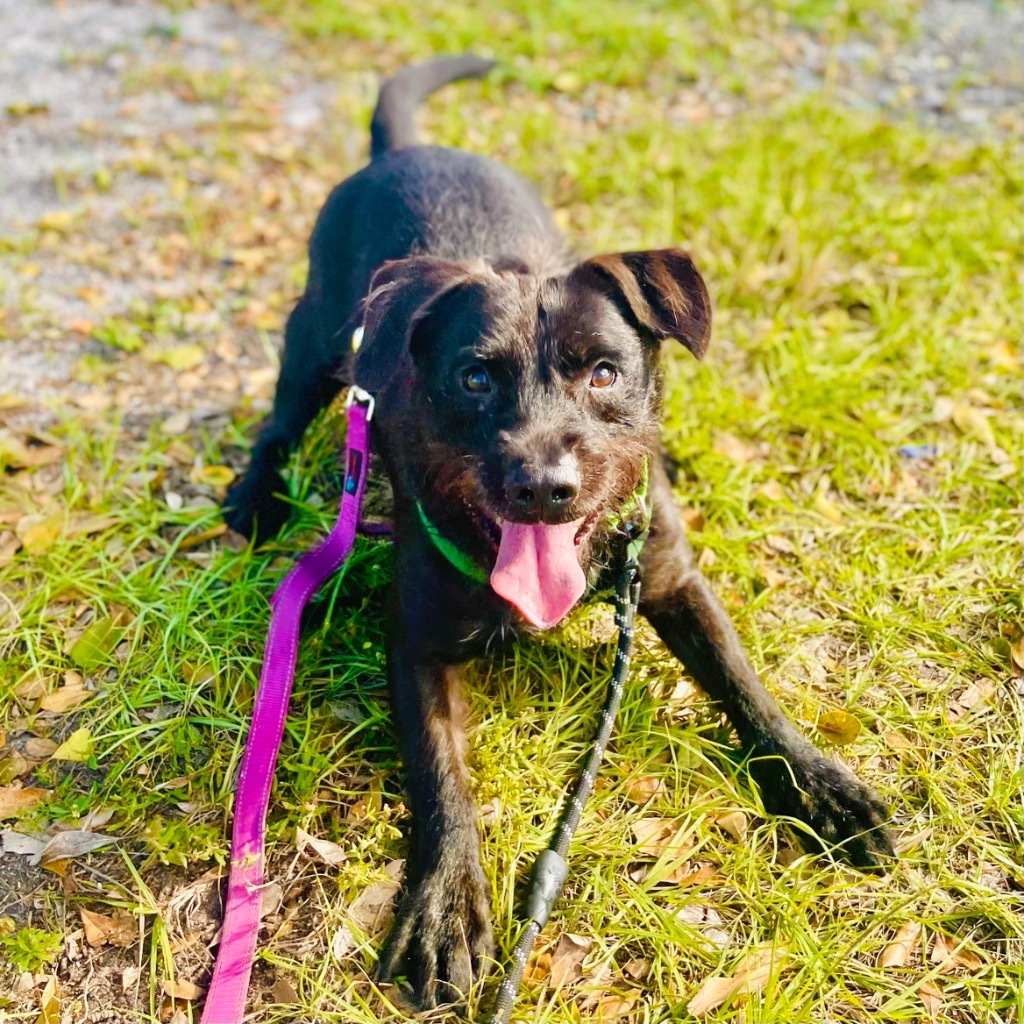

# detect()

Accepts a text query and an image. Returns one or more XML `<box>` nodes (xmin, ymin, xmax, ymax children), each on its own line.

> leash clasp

<box><xmin>345</xmin><ymin>385</ymin><xmax>375</xmax><ymax>421</ymax></box>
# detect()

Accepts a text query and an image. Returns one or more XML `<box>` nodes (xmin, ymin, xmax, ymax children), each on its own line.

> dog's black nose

<box><xmin>505</xmin><ymin>455</ymin><xmax>580</xmax><ymax>520</ymax></box>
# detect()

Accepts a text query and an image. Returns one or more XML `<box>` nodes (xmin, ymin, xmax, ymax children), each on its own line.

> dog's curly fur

<box><xmin>224</xmin><ymin>56</ymin><xmax>894</xmax><ymax>1011</ymax></box>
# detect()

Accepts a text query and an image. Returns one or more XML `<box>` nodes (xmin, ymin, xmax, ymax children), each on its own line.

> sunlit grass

<box><xmin>0</xmin><ymin>0</ymin><xmax>1021</xmax><ymax>1021</ymax></box>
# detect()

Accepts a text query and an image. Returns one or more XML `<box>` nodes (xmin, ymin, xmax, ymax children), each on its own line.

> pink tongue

<box><xmin>490</xmin><ymin>520</ymin><xmax>586</xmax><ymax>630</ymax></box>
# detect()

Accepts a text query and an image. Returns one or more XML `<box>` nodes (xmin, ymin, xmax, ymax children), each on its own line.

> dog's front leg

<box><xmin>377</xmin><ymin>637</ymin><xmax>493</xmax><ymax>1009</ymax></box>
<box><xmin>639</xmin><ymin>462</ymin><xmax>893</xmax><ymax>867</ymax></box>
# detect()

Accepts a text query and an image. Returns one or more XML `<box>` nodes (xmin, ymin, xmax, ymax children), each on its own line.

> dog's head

<box><xmin>356</xmin><ymin>249</ymin><xmax>711</xmax><ymax>628</ymax></box>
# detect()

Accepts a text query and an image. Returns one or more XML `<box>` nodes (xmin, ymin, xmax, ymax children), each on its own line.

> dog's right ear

<box><xmin>355</xmin><ymin>257</ymin><xmax>472</xmax><ymax>392</ymax></box>
<box><xmin>568</xmin><ymin>248</ymin><xmax>712</xmax><ymax>360</ymax></box>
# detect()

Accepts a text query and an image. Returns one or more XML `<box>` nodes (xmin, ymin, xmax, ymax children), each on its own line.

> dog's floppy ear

<box><xmin>568</xmin><ymin>248</ymin><xmax>712</xmax><ymax>359</ymax></box>
<box><xmin>355</xmin><ymin>256</ymin><xmax>472</xmax><ymax>392</ymax></box>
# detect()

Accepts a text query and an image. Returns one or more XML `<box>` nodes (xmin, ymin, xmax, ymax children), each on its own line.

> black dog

<box><xmin>224</xmin><ymin>56</ymin><xmax>893</xmax><ymax>1010</ymax></box>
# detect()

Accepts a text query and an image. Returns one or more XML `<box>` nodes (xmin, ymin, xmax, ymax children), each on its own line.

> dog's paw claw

<box><xmin>378</xmin><ymin>863</ymin><xmax>494</xmax><ymax>1010</ymax></box>
<box><xmin>753</xmin><ymin>750</ymin><xmax>894</xmax><ymax>869</ymax></box>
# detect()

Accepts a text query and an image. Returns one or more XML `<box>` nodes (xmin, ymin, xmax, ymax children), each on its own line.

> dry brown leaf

<box><xmin>39</xmin><ymin>676</ymin><xmax>91</xmax><ymax>713</ymax></box>
<box><xmin>595</xmin><ymin>988</ymin><xmax>641</xmax><ymax>1020</ymax></box>
<box><xmin>39</xmin><ymin>975</ymin><xmax>60</xmax><ymax>1024</ymax></box>
<box><xmin>674</xmin><ymin>862</ymin><xmax>723</xmax><ymax>887</ymax></box>
<box><xmin>177</xmin><ymin>523</ymin><xmax>228</xmax><ymax>551</ymax></box>
<box><xmin>756</xmin><ymin>479</ymin><xmax>787</xmax><ymax>502</ymax></box>
<box><xmin>38</xmin><ymin>830</ymin><xmax>117</xmax><ymax>866</ymax></box>
<box><xmin>160</xmin><ymin>978</ymin><xmax>205</xmax><ymax>1001</ymax></box>
<box><xmin>878</xmin><ymin>920</ymin><xmax>921</xmax><ymax>968</ymax></box>
<box><xmin>14</xmin><ymin>676</ymin><xmax>49</xmax><ymax>701</ymax></box>
<box><xmin>0</xmin><ymin>785</ymin><xmax>47</xmax><ymax>819</ymax></box>
<box><xmin>295</xmin><ymin>826</ymin><xmax>346</xmax><ymax>866</ymax></box>
<box><xmin>687</xmin><ymin>975</ymin><xmax>740</xmax><ymax>1017</ymax></box>
<box><xmin>816</xmin><ymin>710</ymin><xmax>861</xmax><ymax>746</ymax></box>
<box><xmin>161</xmin><ymin>412</ymin><xmax>191</xmax><ymax>436</ymax></box>
<box><xmin>1010</xmin><ymin>635</ymin><xmax>1024</xmax><ymax>672</ymax></box>
<box><xmin>122</xmin><ymin>965</ymin><xmax>141</xmax><ymax>993</ymax></box>
<box><xmin>259</xmin><ymin>881</ymin><xmax>283</xmax><ymax>920</ymax></box>
<box><xmin>549</xmin><ymin>932</ymin><xmax>593</xmax><ymax>989</ymax></box>
<box><xmin>713</xmin><ymin>433</ymin><xmax>758</xmax><ymax>464</ymax></box>
<box><xmin>1</xmin><ymin>830</ymin><xmax>47</xmax><ymax>857</ymax></box>
<box><xmin>686</xmin><ymin>944</ymin><xmax>788</xmax><ymax>1017</ymax></box>
<box><xmin>947</xmin><ymin>681</ymin><xmax>995</xmax><ymax>721</ymax></box>
<box><xmin>331</xmin><ymin>924</ymin><xmax>356</xmax><ymax>959</ymax></box>
<box><xmin>622</xmin><ymin>957</ymin><xmax>651</xmax><ymax>981</ymax></box>
<box><xmin>715</xmin><ymin>811</ymin><xmax>748</xmax><ymax>842</ymax></box>
<box><xmin>929</xmin><ymin>931</ymin><xmax>984</xmax><ymax>973</ymax></box>
<box><xmin>24</xmin><ymin>737</ymin><xmax>58</xmax><ymax>759</ymax></box>
<box><xmin>680</xmin><ymin>507</ymin><xmax>705</xmax><ymax>531</ymax></box>
<box><xmin>951</xmin><ymin>402</ymin><xmax>997</xmax><ymax>447</ymax></box>
<box><xmin>270</xmin><ymin>977</ymin><xmax>300</xmax><ymax>1004</ymax></box>
<box><xmin>919</xmin><ymin>979</ymin><xmax>943</xmax><ymax>1018</ymax></box>
<box><xmin>348</xmin><ymin>878</ymin><xmax>400</xmax><ymax>937</ymax></box>
<box><xmin>764</xmin><ymin>533</ymin><xmax>797</xmax><ymax>556</ymax></box>
<box><xmin>81</xmin><ymin>908</ymin><xmax>115</xmax><ymax>948</ymax></box>
<box><xmin>17</xmin><ymin>512</ymin><xmax>64</xmax><ymax>555</ymax></box>
<box><xmin>0</xmin><ymin>752</ymin><xmax>30</xmax><ymax>783</ymax></box>
<box><xmin>884</xmin><ymin>731</ymin><xmax>914</xmax><ymax>750</ymax></box>
<box><xmin>630</xmin><ymin>817</ymin><xmax>690</xmax><ymax>857</ymax></box>
<box><xmin>625</xmin><ymin>775</ymin><xmax>664</xmax><ymax>805</ymax></box>
<box><xmin>523</xmin><ymin>951</ymin><xmax>552</xmax><ymax>984</ymax></box>
<box><xmin>68</xmin><ymin>515</ymin><xmax>121</xmax><ymax>538</ymax></box>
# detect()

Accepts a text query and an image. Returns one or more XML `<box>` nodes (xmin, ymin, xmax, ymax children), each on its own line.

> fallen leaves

<box><xmin>816</xmin><ymin>709</ymin><xmax>862</xmax><ymax>746</ymax></box>
<box><xmin>67</xmin><ymin>609</ymin><xmax>132</xmax><ymax>670</ymax></box>
<box><xmin>80</xmin><ymin>908</ymin><xmax>136</xmax><ymax>948</ymax></box>
<box><xmin>947</xmin><ymin>681</ymin><xmax>996</xmax><ymax>723</ymax></box>
<box><xmin>160</xmin><ymin>978</ymin><xmax>205</xmax><ymax>1001</ymax></box>
<box><xmin>15</xmin><ymin>512</ymin><xmax>64</xmax><ymax>555</ymax></box>
<box><xmin>879</xmin><ymin>920</ymin><xmax>921</xmax><ymax>968</ymax></box>
<box><xmin>624</xmin><ymin>775</ymin><xmax>664</xmax><ymax>806</ymax></box>
<box><xmin>630</xmin><ymin>817</ymin><xmax>692</xmax><ymax>858</ymax></box>
<box><xmin>347</xmin><ymin>865</ymin><xmax>403</xmax><ymax>938</ymax></box>
<box><xmin>0</xmin><ymin>785</ymin><xmax>48</xmax><ymax>820</ymax></box>
<box><xmin>39</xmin><ymin>830</ymin><xmax>118</xmax><ymax>868</ymax></box>
<box><xmin>295</xmin><ymin>826</ymin><xmax>346</xmax><ymax>866</ymax></box>
<box><xmin>38</xmin><ymin>672</ymin><xmax>91</xmax><ymax>713</ymax></box>
<box><xmin>878</xmin><ymin>922</ymin><xmax>985</xmax><ymax>977</ymax></box>
<box><xmin>548</xmin><ymin>932</ymin><xmax>593</xmax><ymax>989</ymax></box>
<box><xmin>50</xmin><ymin>727</ymin><xmax>93</xmax><ymax>762</ymax></box>
<box><xmin>714</xmin><ymin>810</ymin><xmax>748</xmax><ymax>842</ymax></box>
<box><xmin>687</xmin><ymin>943</ymin><xmax>789</xmax><ymax>1017</ymax></box>
<box><xmin>712</xmin><ymin>432</ymin><xmax>761</xmax><ymax>464</ymax></box>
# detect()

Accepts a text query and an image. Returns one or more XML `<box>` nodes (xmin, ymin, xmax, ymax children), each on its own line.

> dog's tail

<box><xmin>370</xmin><ymin>54</ymin><xmax>496</xmax><ymax>160</ymax></box>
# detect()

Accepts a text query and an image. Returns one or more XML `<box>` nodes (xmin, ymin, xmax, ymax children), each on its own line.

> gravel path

<box><xmin>0</xmin><ymin>0</ymin><xmax>1020</xmax><ymax>417</ymax></box>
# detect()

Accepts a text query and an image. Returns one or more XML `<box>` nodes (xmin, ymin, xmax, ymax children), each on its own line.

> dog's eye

<box><xmin>462</xmin><ymin>366</ymin><xmax>492</xmax><ymax>393</ymax></box>
<box><xmin>590</xmin><ymin>362</ymin><xmax>617</xmax><ymax>389</ymax></box>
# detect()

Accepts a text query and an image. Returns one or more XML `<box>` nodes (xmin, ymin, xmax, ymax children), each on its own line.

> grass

<box><xmin>0</xmin><ymin>0</ymin><xmax>1021</xmax><ymax>1021</ymax></box>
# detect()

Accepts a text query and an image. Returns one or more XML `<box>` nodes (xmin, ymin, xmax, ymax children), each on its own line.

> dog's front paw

<box><xmin>377</xmin><ymin>859</ymin><xmax>494</xmax><ymax>1010</ymax></box>
<box><xmin>222</xmin><ymin>468</ymin><xmax>291</xmax><ymax>545</ymax></box>
<box><xmin>752</xmin><ymin>746</ymin><xmax>894</xmax><ymax>869</ymax></box>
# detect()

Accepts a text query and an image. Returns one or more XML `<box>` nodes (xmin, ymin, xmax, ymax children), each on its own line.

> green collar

<box><xmin>415</xmin><ymin>501</ymin><xmax>490</xmax><ymax>582</ymax></box>
<box><xmin>415</xmin><ymin>455</ymin><xmax>651</xmax><ymax>582</ymax></box>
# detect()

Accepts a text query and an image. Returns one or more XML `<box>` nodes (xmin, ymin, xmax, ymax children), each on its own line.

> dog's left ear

<box><xmin>355</xmin><ymin>256</ymin><xmax>473</xmax><ymax>392</ymax></box>
<box><xmin>568</xmin><ymin>248</ymin><xmax>712</xmax><ymax>359</ymax></box>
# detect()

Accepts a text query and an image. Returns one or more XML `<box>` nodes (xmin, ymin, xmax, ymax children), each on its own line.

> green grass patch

<box><xmin>1</xmin><ymin>2</ymin><xmax>1021</xmax><ymax>1021</ymax></box>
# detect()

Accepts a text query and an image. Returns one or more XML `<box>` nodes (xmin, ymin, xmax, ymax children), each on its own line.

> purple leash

<box><xmin>201</xmin><ymin>387</ymin><xmax>374</xmax><ymax>1024</ymax></box>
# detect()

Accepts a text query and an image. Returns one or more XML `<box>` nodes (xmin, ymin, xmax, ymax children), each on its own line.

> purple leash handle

<box><xmin>201</xmin><ymin>390</ymin><xmax>374</xmax><ymax>1024</ymax></box>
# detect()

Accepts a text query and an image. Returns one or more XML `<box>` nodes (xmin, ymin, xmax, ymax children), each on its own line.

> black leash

<box><xmin>487</xmin><ymin>554</ymin><xmax>643</xmax><ymax>1024</ymax></box>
